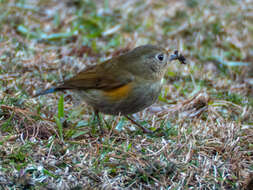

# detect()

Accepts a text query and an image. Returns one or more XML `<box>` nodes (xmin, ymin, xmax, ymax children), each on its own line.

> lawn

<box><xmin>0</xmin><ymin>0</ymin><xmax>252</xmax><ymax>189</ymax></box>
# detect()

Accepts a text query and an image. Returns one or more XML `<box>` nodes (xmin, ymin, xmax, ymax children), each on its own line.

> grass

<box><xmin>0</xmin><ymin>0</ymin><xmax>252</xmax><ymax>189</ymax></box>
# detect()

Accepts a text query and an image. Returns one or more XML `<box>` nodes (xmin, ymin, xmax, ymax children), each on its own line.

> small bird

<box><xmin>35</xmin><ymin>45</ymin><xmax>185</xmax><ymax>133</ymax></box>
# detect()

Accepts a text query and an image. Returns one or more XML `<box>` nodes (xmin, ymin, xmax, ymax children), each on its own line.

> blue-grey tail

<box><xmin>34</xmin><ymin>88</ymin><xmax>57</xmax><ymax>97</ymax></box>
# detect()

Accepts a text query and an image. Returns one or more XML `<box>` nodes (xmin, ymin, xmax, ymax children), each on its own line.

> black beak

<box><xmin>169</xmin><ymin>54</ymin><xmax>178</xmax><ymax>61</ymax></box>
<box><xmin>169</xmin><ymin>50</ymin><xmax>186</xmax><ymax>64</ymax></box>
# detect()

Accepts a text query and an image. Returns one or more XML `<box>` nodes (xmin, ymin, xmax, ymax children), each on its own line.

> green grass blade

<box><xmin>58</xmin><ymin>94</ymin><xmax>64</xmax><ymax>119</ymax></box>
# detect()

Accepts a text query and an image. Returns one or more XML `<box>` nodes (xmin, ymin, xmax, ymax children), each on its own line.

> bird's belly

<box><xmin>77</xmin><ymin>82</ymin><xmax>162</xmax><ymax>115</ymax></box>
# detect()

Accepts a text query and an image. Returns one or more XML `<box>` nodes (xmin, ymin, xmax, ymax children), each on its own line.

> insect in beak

<box><xmin>169</xmin><ymin>50</ymin><xmax>186</xmax><ymax>64</ymax></box>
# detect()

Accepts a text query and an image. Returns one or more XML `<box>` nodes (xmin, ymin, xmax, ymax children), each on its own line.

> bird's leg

<box><xmin>125</xmin><ymin>115</ymin><xmax>152</xmax><ymax>134</ymax></box>
<box><xmin>91</xmin><ymin>110</ymin><xmax>103</xmax><ymax>134</ymax></box>
<box><xmin>94</xmin><ymin>109</ymin><xmax>101</xmax><ymax>126</ymax></box>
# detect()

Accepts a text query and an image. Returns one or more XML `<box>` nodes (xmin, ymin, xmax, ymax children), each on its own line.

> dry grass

<box><xmin>0</xmin><ymin>0</ymin><xmax>252</xmax><ymax>189</ymax></box>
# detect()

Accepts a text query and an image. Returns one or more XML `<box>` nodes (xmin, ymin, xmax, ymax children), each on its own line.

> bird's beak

<box><xmin>169</xmin><ymin>54</ymin><xmax>178</xmax><ymax>61</ymax></box>
<box><xmin>169</xmin><ymin>50</ymin><xmax>186</xmax><ymax>64</ymax></box>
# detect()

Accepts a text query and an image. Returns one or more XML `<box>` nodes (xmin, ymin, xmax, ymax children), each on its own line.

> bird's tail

<box><xmin>34</xmin><ymin>87</ymin><xmax>58</xmax><ymax>97</ymax></box>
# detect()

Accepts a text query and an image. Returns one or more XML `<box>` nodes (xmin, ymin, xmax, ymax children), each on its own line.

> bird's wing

<box><xmin>55</xmin><ymin>62</ymin><xmax>134</xmax><ymax>91</ymax></box>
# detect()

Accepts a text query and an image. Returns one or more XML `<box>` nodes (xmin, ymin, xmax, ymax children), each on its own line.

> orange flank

<box><xmin>103</xmin><ymin>83</ymin><xmax>132</xmax><ymax>100</ymax></box>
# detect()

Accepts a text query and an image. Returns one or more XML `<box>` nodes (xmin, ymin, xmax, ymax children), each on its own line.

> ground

<box><xmin>0</xmin><ymin>0</ymin><xmax>252</xmax><ymax>189</ymax></box>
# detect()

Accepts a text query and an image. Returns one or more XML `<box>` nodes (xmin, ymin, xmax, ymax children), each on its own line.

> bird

<box><xmin>35</xmin><ymin>44</ymin><xmax>185</xmax><ymax>133</ymax></box>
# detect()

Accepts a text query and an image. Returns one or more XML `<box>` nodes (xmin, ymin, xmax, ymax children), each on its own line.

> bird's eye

<box><xmin>156</xmin><ymin>53</ymin><xmax>164</xmax><ymax>61</ymax></box>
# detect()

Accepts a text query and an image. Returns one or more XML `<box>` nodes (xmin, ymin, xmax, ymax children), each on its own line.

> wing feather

<box><xmin>55</xmin><ymin>62</ymin><xmax>134</xmax><ymax>91</ymax></box>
